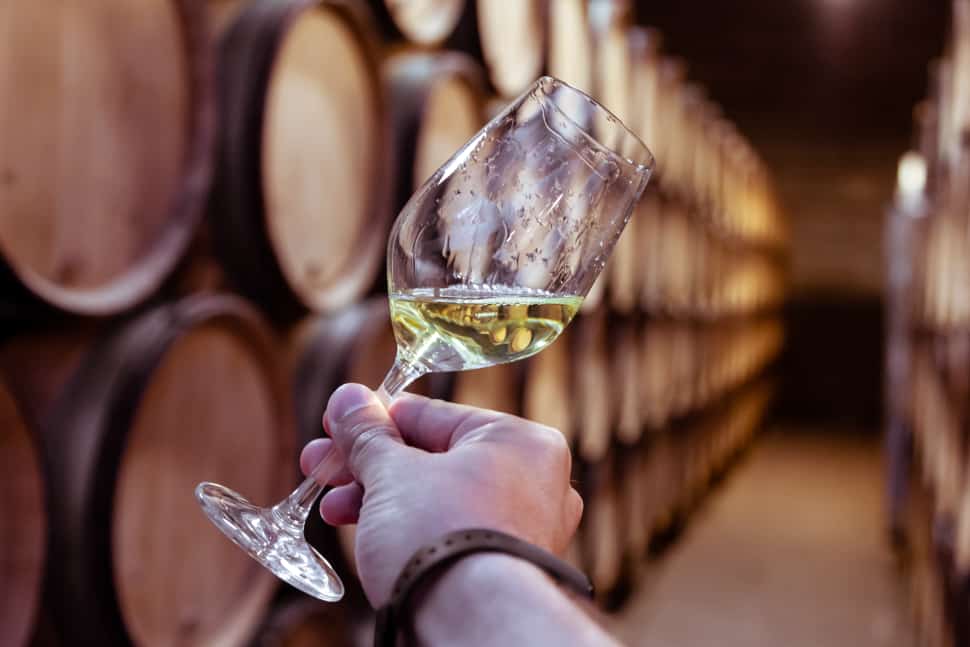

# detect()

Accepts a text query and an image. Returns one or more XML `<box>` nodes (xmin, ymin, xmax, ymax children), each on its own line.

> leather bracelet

<box><xmin>373</xmin><ymin>529</ymin><xmax>593</xmax><ymax>647</ymax></box>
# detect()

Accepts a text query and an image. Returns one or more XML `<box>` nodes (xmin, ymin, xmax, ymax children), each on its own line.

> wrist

<box><xmin>411</xmin><ymin>553</ymin><xmax>548</xmax><ymax>645</ymax></box>
<box><xmin>374</xmin><ymin>529</ymin><xmax>595</xmax><ymax>647</ymax></box>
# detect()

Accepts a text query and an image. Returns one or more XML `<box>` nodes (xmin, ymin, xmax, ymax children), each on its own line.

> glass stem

<box><xmin>272</xmin><ymin>355</ymin><xmax>427</xmax><ymax>528</ymax></box>
<box><xmin>375</xmin><ymin>354</ymin><xmax>427</xmax><ymax>406</ymax></box>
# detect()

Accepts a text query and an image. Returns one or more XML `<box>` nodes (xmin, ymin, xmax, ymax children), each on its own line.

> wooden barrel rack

<box><xmin>886</xmin><ymin>6</ymin><xmax>970</xmax><ymax>643</ymax></box>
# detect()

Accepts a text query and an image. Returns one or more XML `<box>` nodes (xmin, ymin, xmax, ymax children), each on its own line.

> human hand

<box><xmin>299</xmin><ymin>383</ymin><xmax>583</xmax><ymax>608</ymax></box>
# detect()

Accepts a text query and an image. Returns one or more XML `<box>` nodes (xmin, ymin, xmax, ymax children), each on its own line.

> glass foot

<box><xmin>195</xmin><ymin>482</ymin><xmax>344</xmax><ymax>602</ymax></box>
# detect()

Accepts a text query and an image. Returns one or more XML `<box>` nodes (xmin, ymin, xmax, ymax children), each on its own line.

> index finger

<box><xmin>389</xmin><ymin>393</ymin><xmax>505</xmax><ymax>452</ymax></box>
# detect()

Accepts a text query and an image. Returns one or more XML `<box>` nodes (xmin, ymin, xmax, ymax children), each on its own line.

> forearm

<box><xmin>412</xmin><ymin>553</ymin><xmax>620</xmax><ymax>647</ymax></box>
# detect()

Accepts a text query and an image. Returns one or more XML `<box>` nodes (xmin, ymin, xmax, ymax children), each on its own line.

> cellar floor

<box><xmin>608</xmin><ymin>427</ymin><xmax>915</xmax><ymax>647</ymax></box>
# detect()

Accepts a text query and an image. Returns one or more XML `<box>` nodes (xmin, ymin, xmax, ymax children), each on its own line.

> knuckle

<box><xmin>523</xmin><ymin>423</ymin><xmax>572</xmax><ymax>475</ymax></box>
<box><xmin>567</xmin><ymin>490</ymin><xmax>584</xmax><ymax>530</ymax></box>
<box><xmin>533</xmin><ymin>423</ymin><xmax>570</xmax><ymax>454</ymax></box>
<box><xmin>348</xmin><ymin>423</ymin><xmax>392</xmax><ymax>467</ymax></box>
<box><xmin>570</xmin><ymin>489</ymin><xmax>584</xmax><ymax>518</ymax></box>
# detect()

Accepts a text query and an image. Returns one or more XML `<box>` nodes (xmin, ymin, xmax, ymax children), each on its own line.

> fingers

<box><xmin>389</xmin><ymin>393</ymin><xmax>505</xmax><ymax>451</ymax></box>
<box><xmin>324</xmin><ymin>384</ymin><xmax>406</xmax><ymax>487</ymax></box>
<box><xmin>299</xmin><ymin>438</ymin><xmax>354</xmax><ymax>486</ymax></box>
<box><xmin>320</xmin><ymin>482</ymin><xmax>364</xmax><ymax>525</ymax></box>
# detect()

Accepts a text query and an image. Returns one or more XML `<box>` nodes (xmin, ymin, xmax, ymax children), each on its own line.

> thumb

<box><xmin>325</xmin><ymin>384</ymin><xmax>405</xmax><ymax>487</ymax></box>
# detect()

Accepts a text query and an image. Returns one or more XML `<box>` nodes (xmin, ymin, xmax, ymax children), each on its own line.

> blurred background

<box><xmin>0</xmin><ymin>0</ymin><xmax>965</xmax><ymax>646</ymax></box>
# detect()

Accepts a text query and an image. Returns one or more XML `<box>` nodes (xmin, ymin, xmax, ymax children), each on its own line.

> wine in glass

<box><xmin>196</xmin><ymin>76</ymin><xmax>654</xmax><ymax>601</ymax></box>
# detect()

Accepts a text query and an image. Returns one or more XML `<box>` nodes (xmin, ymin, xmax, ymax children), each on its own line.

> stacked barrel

<box><xmin>521</xmin><ymin>0</ymin><xmax>786</xmax><ymax>608</ymax></box>
<box><xmin>0</xmin><ymin>1</ymin><xmax>784</xmax><ymax>645</ymax></box>
<box><xmin>888</xmin><ymin>2</ymin><xmax>970</xmax><ymax>644</ymax></box>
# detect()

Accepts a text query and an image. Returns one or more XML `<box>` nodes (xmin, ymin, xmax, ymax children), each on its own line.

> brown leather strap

<box><xmin>374</xmin><ymin>528</ymin><xmax>593</xmax><ymax>647</ymax></box>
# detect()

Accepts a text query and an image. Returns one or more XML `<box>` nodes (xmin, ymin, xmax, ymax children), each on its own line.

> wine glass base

<box><xmin>195</xmin><ymin>482</ymin><xmax>345</xmax><ymax>602</ymax></box>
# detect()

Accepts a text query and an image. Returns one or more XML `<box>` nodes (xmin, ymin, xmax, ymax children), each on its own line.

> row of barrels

<box><xmin>610</xmin><ymin>191</ymin><xmax>786</xmax><ymax>319</ymax></box>
<box><xmin>886</xmin><ymin>3</ymin><xmax>970</xmax><ymax>645</ymax></box>
<box><xmin>905</xmin><ymin>341</ymin><xmax>970</xmax><ymax>645</ymax></box>
<box><xmin>579</xmin><ymin>0</ymin><xmax>785</xmax><ymax>317</ymax></box>
<box><xmin>0</xmin><ymin>2</ymin><xmax>787</xmax><ymax>645</ymax></box>
<box><xmin>0</xmin><ymin>0</ymin><xmax>784</xmax><ymax>327</ymax></box>
<box><xmin>575</xmin><ymin>378</ymin><xmax>777</xmax><ymax>607</ymax></box>
<box><xmin>548</xmin><ymin>0</ymin><xmax>784</xmax><ymax>251</ymax></box>
<box><xmin>1</xmin><ymin>292</ymin><xmax>781</xmax><ymax>645</ymax></box>
<box><xmin>0</xmin><ymin>0</ymin><xmax>487</xmax><ymax>322</ymax></box>
<box><xmin>532</xmin><ymin>3</ymin><xmax>786</xmax><ymax>614</ymax></box>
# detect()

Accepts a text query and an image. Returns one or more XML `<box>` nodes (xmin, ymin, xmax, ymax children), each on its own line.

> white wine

<box><xmin>389</xmin><ymin>286</ymin><xmax>583</xmax><ymax>372</ymax></box>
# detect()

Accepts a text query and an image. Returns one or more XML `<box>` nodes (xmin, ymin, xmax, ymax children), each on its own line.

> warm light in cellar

<box><xmin>896</xmin><ymin>152</ymin><xmax>927</xmax><ymax>206</ymax></box>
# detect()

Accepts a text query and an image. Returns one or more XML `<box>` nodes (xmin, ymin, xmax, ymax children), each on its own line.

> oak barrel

<box><xmin>590</xmin><ymin>3</ymin><xmax>640</xmax><ymax>314</ymax></box>
<box><xmin>581</xmin><ymin>453</ymin><xmax>628</xmax><ymax>609</ymax></box>
<box><xmin>450</xmin><ymin>0</ymin><xmax>545</xmax><ymax>98</ymax></box>
<box><xmin>367</xmin><ymin>0</ymin><xmax>467</xmax><ymax>46</ymax></box>
<box><xmin>547</xmin><ymin>0</ymin><xmax>593</xmax><ymax>96</ymax></box>
<box><xmin>521</xmin><ymin>310</ymin><xmax>625</xmax><ymax>598</ymax></box>
<box><xmin>611</xmin><ymin>28</ymin><xmax>663</xmax><ymax>314</ymax></box>
<box><xmin>522</xmin><ymin>327</ymin><xmax>577</xmax><ymax>446</ymax></box>
<box><xmin>213</xmin><ymin>0</ymin><xmax>387</xmax><ymax>320</ymax></box>
<box><xmin>0</xmin><ymin>0</ymin><xmax>213</xmax><ymax>317</ymax></box>
<box><xmin>613</xmin><ymin>319</ymin><xmax>642</xmax><ymax>447</ymax></box>
<box><xmin>24</xmin><ymin>295</ymin><xmax>292</xmax><ymax>645</ymax></box>
<box><xmin>629</xmin><ymin>27</ymin><xmax>663</xmax><ymax>162</ymax></box>
<box><xmin>384</xmin><ymin>50</ymin><xmax>487</xmax><ymax>215</ymax></box>
<box><xmin>574</xmin><ymin>313</ymin><xmax>616</xmax><ymax>465</ymax></box>
<box><xmin>570</xmin><ymin>313</ymin><xmax>628</xmax><ymax>604</ymax></box>
<box><xmin>0</xmin><ymin>378</ymin><xmax>46</xmax><ymax>647</ymax></box>
<box><xmin>450</xmin><ymin>362</ymin><xmax>522</xmax><ymax>415</ymax></box>
<box><xmin>610</xmin><ymin>320</ymin><xmax>650</xmax><ymax>575</ymax></box>
<box><xmin>652</xmin><ymin>58</ymin><xmax>688</xmax><ymax>197</ymax></box>
<box><xmin>637</xmin><ymin>190</ymin><xmax>665</xmax><ymax>313</ymax></box>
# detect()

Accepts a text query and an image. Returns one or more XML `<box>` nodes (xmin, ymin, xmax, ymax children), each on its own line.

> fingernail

<box><xmin>329</xmin><ymin>384</ymin><xmax>376</xmax><ymax>422</ymax></box>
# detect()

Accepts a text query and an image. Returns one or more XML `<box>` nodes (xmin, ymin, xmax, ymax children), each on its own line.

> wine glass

<box><xmin>196</xmin><ymin>76</ymin><xmax>653</xmax><ymax>601</ymax></box>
